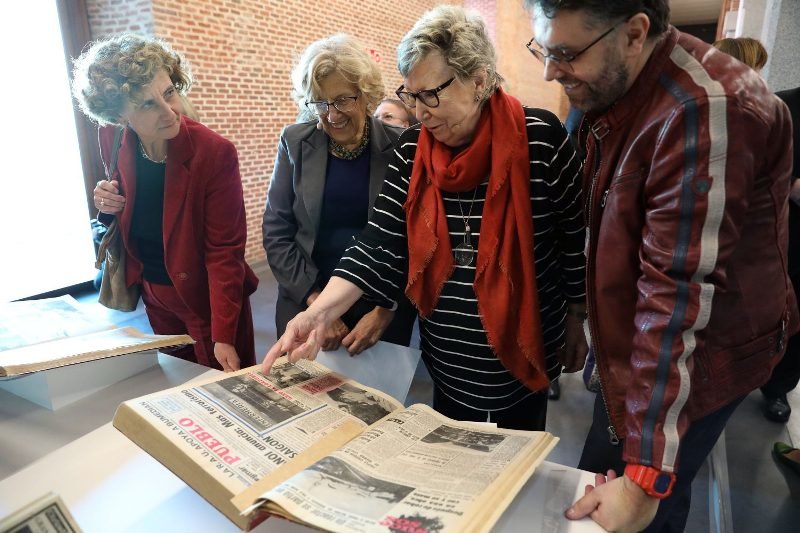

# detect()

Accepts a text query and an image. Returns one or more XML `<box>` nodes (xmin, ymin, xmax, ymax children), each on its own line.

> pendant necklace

<box><xmin>454</xmin><ymin>187</ymin><xmax>479</xmax><ymax>267</ymax></box>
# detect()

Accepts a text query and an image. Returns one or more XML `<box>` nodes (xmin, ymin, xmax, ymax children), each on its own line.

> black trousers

<box><xmin>432</xmin><ymin>386</ymin><xmax>548</xmax><ymax>431</ymax></box>
<box><xmin>761</xmin><ymin>332</ymin><xmax>800</xmax><ymax>398</ymax></box>
<box><xmin>578</xmin><ymin>392</ymin><xmax>744</xmax><ymax>533</ymax></box>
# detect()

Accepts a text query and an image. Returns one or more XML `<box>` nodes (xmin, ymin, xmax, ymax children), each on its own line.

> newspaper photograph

<box><xmin>114</xmin><ymin>358</ymin><xmax>405</xmax><ymax>496</ymax></box>
<box><xmin>257</xmin><ymin>403</ymin><xmax>556</xmax><ymax>533</ymax></box>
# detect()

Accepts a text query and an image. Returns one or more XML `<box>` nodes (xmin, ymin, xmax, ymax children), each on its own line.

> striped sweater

<box><xmin>334</xmin><ymin>106</ymin><xmax>585</xmax><ymax>412</ymax></box>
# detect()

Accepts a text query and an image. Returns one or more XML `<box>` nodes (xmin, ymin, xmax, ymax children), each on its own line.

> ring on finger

<box><xmin>100</xmin><ymin>198</ymin><xmax>105</xmax><ymax>206</ymax></box>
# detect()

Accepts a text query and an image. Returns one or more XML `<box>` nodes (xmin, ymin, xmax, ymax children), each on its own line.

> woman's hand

<box><xmin>94</xmin><ymin>179</ymin><xmax>126</xmax><ymax>215</ymax></box>
<box><xmin>214</xmin><ymin>342</ymin><xmax>241</xmax><ymax>372</ymax></box>
<box><xmin>263</xmin><ymin>309</ymin><xmax>329</xmax><ymax>373</ymax></box>
<box><xmin>342</xmin><ymin>306</ymin><xmax>394</xmax><ymax>355</ymax></box>
<box><xmin>558</xmin><ymin>304</ymin><xmax>589</xmax><ymax>373</ymax></box>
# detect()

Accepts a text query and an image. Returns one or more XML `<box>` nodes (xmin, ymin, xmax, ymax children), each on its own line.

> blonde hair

<box><xmin>713</xmin><ymin>37</ymin><xmax>768</xmax><ymax>71</ymax></box>
<box><xmin>397</xmin><ymin>5</ymin><xmax>503</xmax><ymax>102</ymax></box>
<box><xmin>72</xmin><ymin>34</ymin><xmax>191</xmax><ymax>126</ymax></box>
<box><xmin>291</xmin><ymin>34</ymin><xmax>384</xmax><ymax>115</ymax></box>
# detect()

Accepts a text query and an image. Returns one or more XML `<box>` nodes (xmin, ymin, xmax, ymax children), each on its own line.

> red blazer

<box><xmin>99</xmin><ymin>117</ymin><xmax>258</xmax><ymax>345</ymax></box>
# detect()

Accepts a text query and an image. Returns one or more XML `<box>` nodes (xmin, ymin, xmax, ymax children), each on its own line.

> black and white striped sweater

<box><xmin>334</xmin><ymin>107</ymin><xmax>586</xmax><ymax>412</ymax></box>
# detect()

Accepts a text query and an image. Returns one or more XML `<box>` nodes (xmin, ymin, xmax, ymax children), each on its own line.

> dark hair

<box><xmin>523</xmin><ymin>0</ymin><xmax>670</xmax><ymax>38</ymax></box>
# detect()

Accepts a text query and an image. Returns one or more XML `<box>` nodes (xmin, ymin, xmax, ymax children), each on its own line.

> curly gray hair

<box><xmin>397</xmin><ymin>5</ymin><xmax>503</xmax><ymax>102</ymax></box>
<box><xmin>72</xmin><ymin>34</ymin><xmax>191</xmax><ymax>126</ymax></box>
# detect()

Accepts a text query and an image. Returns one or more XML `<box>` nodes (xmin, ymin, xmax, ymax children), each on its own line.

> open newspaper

<box><xmin>0</xmin><ymin>295</ymin><xmax>193</xmax><ymax>377</ymax></box>
<box><xmin>113</xmin><ymin>358</ymin><xmax>557</xmax><ymax>531</ymax></box>
<box><xmin>0</xmin><ymin>327</ymin><xmax>194</xmax><ymax>377</ymax></box>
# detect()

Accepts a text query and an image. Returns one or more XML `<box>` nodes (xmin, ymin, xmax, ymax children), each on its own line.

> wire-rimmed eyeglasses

<box><xmin>395</xmin><ymin>77</ymin><xmax>456</xmax><ymax>108</ymax></box>
<box><xmin>305</xmin><ymin>93</ymin><xmax>360</xmax><ymax>115</ymax></box>
<box><xmin>526</xmin><ymin>19</ymin><xmax>626</xmax><ymax>73</ymax></box>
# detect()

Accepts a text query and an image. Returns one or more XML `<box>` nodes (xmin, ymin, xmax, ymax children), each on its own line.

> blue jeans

<box><xmin>578</xmin><ymin>392</ymin><xmax>745</xmax><ymax>532</ymax></box>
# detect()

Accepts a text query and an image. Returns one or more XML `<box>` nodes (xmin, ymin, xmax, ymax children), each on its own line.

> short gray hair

<box><xmin>291</xmin><ymin>34</ymin><xmax>385</xmax><ymax>115</ymax></box>
<box><xmin>397</xmin><ymin>5</ymin><xmax>502</xmax><ymax>102</ymax></box>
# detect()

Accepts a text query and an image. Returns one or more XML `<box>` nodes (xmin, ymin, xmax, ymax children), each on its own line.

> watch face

<box><xmin>654</xmin><ymin>473</ymin><xmax>673</xmax><ymax>494</ymax></box>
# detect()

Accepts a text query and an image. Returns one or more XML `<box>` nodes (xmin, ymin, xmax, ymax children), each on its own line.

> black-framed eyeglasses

<box><xmin>395</xmin><ymin>77</ymin><xmax>455</xmax><ymax>108</ymax></box>
<box><xmin>526</xmin><ymin>19</ymin><xmax>626</xmax><ymax>73</ymax></box>
<box><xmin>305</xmin><ymin>93</ymin><xmax>360</xmax><ymax>115</ymax></box>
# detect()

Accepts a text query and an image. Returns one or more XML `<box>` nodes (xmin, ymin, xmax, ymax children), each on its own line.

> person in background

<box><xmin>265</xmin><ymin>5</ymin><xmax>588</xmax><ymax>432</ymax></box>
<box><xmin>712</xmin><ymin>37</ymin><xmax>769</xmax><ymax>73</ymax></box>
<box><xmin>262</xmin><ymin>34</ymin><xmax>416</xmax><ymax>354</ymax></box>
<box><xmin>525</xmin><ymin>0</ymin><xmax>797</xmax><ymax>531</ymax></box>
<box><xmin>373</xmin><ymin>98</ymin><xmax>417</xmax><ymax>128</ymax></box>
<box><xmin>713</xmin><ymin>36</ymin><xmax>799</xmax><ymax>423</ymax></box>
<box><xmin>73</xmin><ymin>34</ymin><xmax>258</xmax><ymax>372</ymax></box>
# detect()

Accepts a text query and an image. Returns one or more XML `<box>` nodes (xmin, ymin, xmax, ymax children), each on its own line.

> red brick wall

<box><xmin>86</xmin><ymin>0</ymin><xmax>448</xmax><ymax>264</ymax></box>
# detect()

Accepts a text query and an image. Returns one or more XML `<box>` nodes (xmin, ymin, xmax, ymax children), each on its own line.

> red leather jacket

<box><xmin>580</xmin><ymin>27</ymin><xmax>797</xmax><ymax>472</ymax></box>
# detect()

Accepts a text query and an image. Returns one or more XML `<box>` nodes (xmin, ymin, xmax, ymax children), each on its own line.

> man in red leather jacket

<box><xmin>525</xmin><ymin>1</ymin><xmax>797</xmax><ymax>531</ymax></box>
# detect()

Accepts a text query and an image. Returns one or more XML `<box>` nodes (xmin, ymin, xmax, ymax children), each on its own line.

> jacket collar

<box><xmin>301</xmin><ymin>117</ymin><xmax>395</xmax><ymax>231</ymax></box>
<box><xmin>586</xmin><ymin>26</ymin><xmax>679</xmax><ymax>138</ymax></box>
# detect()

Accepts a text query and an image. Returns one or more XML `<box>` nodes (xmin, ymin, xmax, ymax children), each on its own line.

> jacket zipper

<box><xmin>585</xmin><ymin>122</ymin><xmax>620</xmax><ymax>446</ymax></box>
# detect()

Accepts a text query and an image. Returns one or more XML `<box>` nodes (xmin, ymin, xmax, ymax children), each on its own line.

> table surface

<box><xmin>0</xmin><ymin>353</ymin><xmax>604</xmax><ymax>532</ymax></box>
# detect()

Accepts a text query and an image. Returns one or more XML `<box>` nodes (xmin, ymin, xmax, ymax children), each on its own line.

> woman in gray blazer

<box><xmin>263</xmin><ymin>34</ymin><xmax>415</xmax><ymax>354</ymax></box>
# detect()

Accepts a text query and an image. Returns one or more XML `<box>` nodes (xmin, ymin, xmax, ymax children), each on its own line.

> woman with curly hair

<box><xmin>262</xmin><ymin>34</ymin><xmax>415</xmax><ymax>354</ymax></box>
<box><xmin>73</xmin><ymin>34</ymin><xmax>257</xmax><ymax>371</ymax></box>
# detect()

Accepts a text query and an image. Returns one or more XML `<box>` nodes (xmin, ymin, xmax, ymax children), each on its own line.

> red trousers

<box><xmin>142</xmin><ymin>280</ymin><xmax>256</xmax><ymax>370</ymax></box>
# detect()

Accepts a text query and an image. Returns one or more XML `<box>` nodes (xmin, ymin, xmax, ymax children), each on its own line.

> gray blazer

<box><xmin>262</xmin><ymin>117</ymin><xmax>403</xmax><ymax>304</ymax></box>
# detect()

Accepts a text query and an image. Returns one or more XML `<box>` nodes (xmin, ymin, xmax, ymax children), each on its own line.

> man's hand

<box><xmin>342</xmin><ymin>306</ymin><xmax>394</xmax><ymax>355</ymax></box>
<box><xmin>565</xmin><ymin>469</ymin><xmax>659</xmax><ymax>532</ymax></box>
<box><xmin>320</xmin><ymin>319</ymin><xmax>349</xmax><ymax>351</ymax></box>
<box><xmin>790</xmin><ymin>178</ymin><xmax>800</xmax><ymax>205</ymax></box>
<box><xmin>558</xmin><ymin>305</ymin><xmax>589</xmax><ymax>372</ymax></box>
<box><xmin>214</xmin><ymin>342</ymin><xmax>241</xmax><ymax>372</ymax></box>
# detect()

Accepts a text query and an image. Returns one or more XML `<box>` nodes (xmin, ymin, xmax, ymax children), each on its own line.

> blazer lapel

<box><xmin>162</xmin><ymin>117</ymin><xmax>193</xmax><ymax>248</ymax></box>
<box><xmin>368</xmin><ymin>117</ymin><xmax>394</xmax><ymax>208</ymax></box>
<box><xmin>300</xmin><ymin>127</ymin><xmax>328</xmax><ymax>232</ymax></box>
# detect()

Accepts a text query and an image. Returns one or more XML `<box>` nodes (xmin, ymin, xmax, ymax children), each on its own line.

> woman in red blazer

<box><xmin>73</xmin><ymin>34</ymin><xmax>257</xmax><ymax>371</ymax></box>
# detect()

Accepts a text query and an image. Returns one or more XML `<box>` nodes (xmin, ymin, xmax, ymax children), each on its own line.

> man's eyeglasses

<box><xmin>526</xmin><ymin>19</ymin><xmax>626</xmax><ymax>73</ymax></box>
<box><xmin>396</xmin><ymin>77</ymin><xmax>455</xmax><ymax>108</ymax></box>
<box><xmin>305</xmin><ymin>93</ymin><xmax>360</xmax><ymax>115</ymax></box>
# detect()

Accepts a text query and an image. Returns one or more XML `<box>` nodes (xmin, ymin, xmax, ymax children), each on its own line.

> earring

<box><xmin>474</xmin><ymin>95</ymin><xmax>480</xmax><ymax>102</ymax></box>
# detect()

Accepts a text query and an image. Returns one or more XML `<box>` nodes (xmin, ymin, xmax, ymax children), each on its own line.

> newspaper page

<box><xmin>0</xmin><ymin>492</ymin><xmax>82</xmax><ymax>533</ymax></box>
<box><xmin>113</xmin><ymin>358</ymin><xmax>403</xmax><ymax>527</ymax></box>
<box><xmin>257</xmin><ymin>403</ymin><xmax>557</xmax><ymax>533</ymax></box>
<box><xmin>0</xmin><ymin>327</ymin><xmax>193</xmax><ymax>377</ymax></box>
<box><xmin>0</xmin><ymin>295</ymin><xmax>110</xmax><ymax>351</ymax></box>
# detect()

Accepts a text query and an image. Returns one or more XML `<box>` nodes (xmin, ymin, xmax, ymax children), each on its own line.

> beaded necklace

<box><xmin>328</xmin><ymin>119</ymin><xmax>370</xmax><ymax>160</ymax></box>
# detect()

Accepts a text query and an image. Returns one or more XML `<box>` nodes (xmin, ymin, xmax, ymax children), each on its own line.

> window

<box><xmin>0</xmin><ymin>2</ymin><xmax>97</xmax><ymax>301</ymax></box>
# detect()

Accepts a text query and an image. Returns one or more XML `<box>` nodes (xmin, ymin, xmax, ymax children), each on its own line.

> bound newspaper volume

<box><xmin>113</xmin><ymin>357</ymin><xmax>557</xmax><ymax>532</ymax></box>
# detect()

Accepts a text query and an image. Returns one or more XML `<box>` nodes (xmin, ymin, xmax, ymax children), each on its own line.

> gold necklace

<box><xmin>139</xmin><ymin>141</ymin><xmax>167</xmax><ymax>164</ymax></box>
<box><xmin>328</xmin><ymin>120</ymin><xmax>370</xmax><ymax>160</ymax></box>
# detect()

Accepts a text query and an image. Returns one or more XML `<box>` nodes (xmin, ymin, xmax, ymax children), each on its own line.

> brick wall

<box><xmin>86</xmin><ymin>0</ymin><xmax>447</xmax><ymax>264</ymax></box>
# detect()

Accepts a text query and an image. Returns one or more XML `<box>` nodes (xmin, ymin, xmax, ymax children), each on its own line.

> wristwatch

<box><xmin>624</xmin><ymin>464</ymin><xmax>676</xmax><ymax>499</ymax></box>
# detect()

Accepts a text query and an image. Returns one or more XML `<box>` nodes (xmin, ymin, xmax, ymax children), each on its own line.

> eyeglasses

<box><xmin>526</xmin><ymin>19</ymin><xmax>626</xmax><ymax>73</ymax></box>
<box><xmin>395</xmin><ymin>77</ymin><xmax>456</xmax><ymax>108</ymax></box>
<box><xmin>305</xmin><ymin>93</ymin><xmax>360</xmax><ymax>115</ymax></box>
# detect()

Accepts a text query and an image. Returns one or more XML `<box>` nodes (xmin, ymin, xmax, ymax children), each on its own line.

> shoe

<box><xmin>548</xmin><ymin>378</ymin><xmax>560</xmax><ymax>401</ymax></box>
<box><xmin>773</xmin><ymin>442</ymin><xmax>800</xmax><ymax>477</ymax></box>
<box><xmin>764</xmin><ymin>394</ymin><xmax>792</xmax><ymax>423</ymax></box>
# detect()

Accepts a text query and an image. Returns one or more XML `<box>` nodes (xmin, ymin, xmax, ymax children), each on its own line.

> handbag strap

<box><xmin>95</xmin><ymin>128</ymin><xmax>125</xmax><ymax>268</ymax></box>
<box><xmin>105</xmin><ymin>127</ymin><xmax>124</xmax><ymax>185</ymax></box>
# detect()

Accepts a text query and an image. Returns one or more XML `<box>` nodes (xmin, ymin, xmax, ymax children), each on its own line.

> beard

<box><xmin>563</xmin><ymin>52</ymin><xmax>630</xmax><ymax>113</ymax></box>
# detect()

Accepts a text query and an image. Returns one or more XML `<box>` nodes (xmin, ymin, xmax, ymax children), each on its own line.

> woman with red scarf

<box><xmin>264</xmin><ymin>5</ymin><xmax>587</xmax><ymax>430</ymax></box>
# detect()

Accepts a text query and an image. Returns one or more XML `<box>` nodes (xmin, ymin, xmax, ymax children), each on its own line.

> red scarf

<box><xmin>404</xmin><ymin>88</ymin><xmax>549</xmax><ymax>392</ymax></box>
